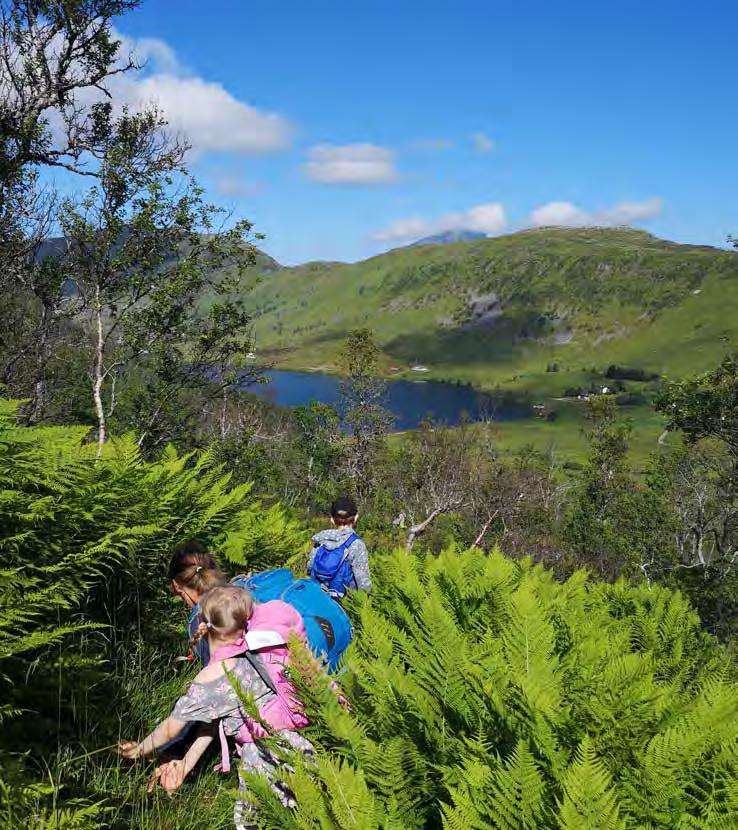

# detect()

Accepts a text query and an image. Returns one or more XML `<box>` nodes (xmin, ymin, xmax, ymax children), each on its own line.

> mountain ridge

<box><xmin>407</xmin><ymin>229</ymin><xmax>487</xmax><ymax>247</ymax></box>
<box><xmin>234</xmin><ymin>226</ymin><xmax>737</xmax><ymax>396</ymax></box>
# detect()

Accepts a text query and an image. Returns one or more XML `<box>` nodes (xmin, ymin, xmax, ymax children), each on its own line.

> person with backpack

<box><xmin>308</xmin><ymin>497</ymin><xmax>371</xmax><ymax>600</ymax></box>
<box><xmin>118</xmin><ymin>585</ymin><xmax>314</xmax><ymax>828</ymax></box>
<box><xmin>169</xmin><ymin>539</ymin><xmax>353</xmax><ymax>673</ymax></box>
<box><xmin>167</xmin><ymin>540</ymin><xmax>228</xmax><ymax>666</ymax></box>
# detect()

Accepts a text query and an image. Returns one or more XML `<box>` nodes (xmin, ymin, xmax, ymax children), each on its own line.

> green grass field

<box><xmin>238</xmin><ymin>228</ymin><xmax>736</xmax><ymax>386</ymax></box>
<box><xmin>227</xmin><ymin>227</ymin><xmax>737</xmax><ymax>459</ymax></box>
<box><xmin>490</xmin><ymin>400</ymin><xmax>673</xmax><ymax>465</ymax></box>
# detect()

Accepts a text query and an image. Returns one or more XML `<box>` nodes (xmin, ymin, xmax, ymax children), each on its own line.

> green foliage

<box><xmin>56</xmin><ymin>106</ymin><xmax>257</xmax><ymax>450</ymax></box>
<box><xmin>656</xmin><ymin>353</ymin><xmax>738</xmax><ymax>454</ymax></box>
<box><xmin>652</xmin><ymin>357</ymin><xmax>738</xmax><ymax>642</ymax></box>
<box><xmin>339</xmin><ymin>329</ymin><xmax>392</xmax><ymax>496</ymax></box>
<box><xmin>212</xmin><ymin>395</ymin><xmax>344</xmax><ymax>513</ymax></box>
<box><xmin>555</xmin><ymin>737</ymin><xmax>624</xmax><ymax>830</ymax></box>
<box><xmin>564</xmin><ymin>397</ymin><xmax>672</xmax><ymax>578</ymax></box>
<box><xmin>0</xmin><ymin>0</ymin><xmax>142</xmax><ymax>188</ymax></box>
<box><xmin>0</xmin><ymin>399</ymin><xmax>301</xmax><ymax>821</ymax></box>
<box><xmin>248</xmin><ymin>546</ymin><xmax>737</xmax><ymax>829</ymax></box>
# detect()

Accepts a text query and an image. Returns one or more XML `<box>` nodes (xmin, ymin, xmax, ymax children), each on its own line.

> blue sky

<box><xmin>111</xmin><ymin>0</ymin><xmax>737</xmax><ymax>264</ymax></box>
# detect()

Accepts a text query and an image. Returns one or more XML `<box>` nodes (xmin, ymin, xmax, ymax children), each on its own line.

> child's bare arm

<box><xmin>148</xmin><ymin>730</ymin><xmax>215</xmax><ymax>794</ymax></box>
<box><xmin>118</xmin><ymin>715</ymin><xmax>187</xmax><ymax>760</ymax></box>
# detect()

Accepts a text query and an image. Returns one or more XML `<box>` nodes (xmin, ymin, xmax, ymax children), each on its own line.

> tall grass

<box><xmin>1</xmin><ymin>640</ymin><xmax>238</xmax><ymax>829</ymax></box>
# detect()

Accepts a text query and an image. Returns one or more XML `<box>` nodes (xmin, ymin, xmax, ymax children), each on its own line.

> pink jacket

<box><xmin>210</xmin><ymin>600</ymin><xmax>309</xmax><ymax>766</ymax></box>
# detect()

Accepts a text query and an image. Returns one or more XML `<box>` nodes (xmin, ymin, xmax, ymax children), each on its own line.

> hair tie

<box><xmin>195</xmin><ymin>565</ymin><xmax>203</xmax><ymax>574</ymax></box>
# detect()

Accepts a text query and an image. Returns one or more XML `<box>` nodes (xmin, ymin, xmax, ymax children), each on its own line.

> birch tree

<box><xmin>0</xmin><ymin>0</ymin><xmax>143</xmax><ymax>418</ymax></box>
<box><xmin>58</xmin><ymin>108</ymin><xmax>256</xmax><ymax>451</ymax></box>
<box><xmin>339</xmin><ymin>328</ymin><xmax>392</xmax><ymax>496</ymax></box>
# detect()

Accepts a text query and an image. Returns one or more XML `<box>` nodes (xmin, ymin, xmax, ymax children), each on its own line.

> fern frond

<box><xmin>556</xmin><ymin>736</ymin><xmax>626</xmax><ymax>830</ymax></box>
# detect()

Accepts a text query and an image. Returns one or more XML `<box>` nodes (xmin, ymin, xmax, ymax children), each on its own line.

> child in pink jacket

<box><xmin>119</xmin><ymin>586</ymin><xmax>313</xmax><ymax>830</ymax></box>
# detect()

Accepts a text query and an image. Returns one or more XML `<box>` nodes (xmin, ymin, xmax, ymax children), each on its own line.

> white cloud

<box><xmin>472</xmin><ymin>132</ymin><xmax>495</xmax><ymax>152</ymax></box>
<box><xmin>599</xmin><ymin>198</ymin><xmax>664</xmax><ymax>224</ymax></box>
<box><xmin>104</xmin><ymin>30</ymin><xmax>292</xmax><ymax>156</ymax></box>
<box><xmin>463</xmin><ymin>203</ymin><xmax>507</xmax><ymax>233</ymax></box>
<box><xmin>530</xmin><ymin>201</ymin><xmax>587</xmax><ymax>226</ymax></box>
<box><xmin>114</xmin><ymin>31</ymin><xmax>181</xmax><ymax>74</ymax></box>
<box><xmin>374</xmin><ymin>202</ymin><xmax>507</xmax><ymax>242</ymax></box>
<box><xmin>124</xmin><ymin>74</ymin><xmax>291</xmax><ymax>154</ymax></box>
<box><xmin>303</xmin><ymin>143</ymin><xmax>397</xmax><ymax>184</ymax></box>
<box><xmin>530</xmin><ymin>197</ymin><xmax>663</xmax><ymax>228</ymax></box>
<box><xmin>373</xmin><ymin>217</ymin><xmax>433</xmax><ymax>242</ymax></box>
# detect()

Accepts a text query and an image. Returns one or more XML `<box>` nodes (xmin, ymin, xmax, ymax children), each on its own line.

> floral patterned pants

<box><xmin>234</xmin><ymin>730</ymin><xmax>315</xmax><ymax>830</ymax></box>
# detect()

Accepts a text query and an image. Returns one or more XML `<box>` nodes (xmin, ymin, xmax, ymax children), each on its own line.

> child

<box><xmin>118</xmin><ymin>585</ymin><xmax>313</xmax><ymax>829</ymax></box>
<box><xmin>167</xmin><ymin>540</ymin><xmax>229</xmax><ymax>666</ymax></box>
<box><xmin>308</xmin><ymin>496</ymin><xmax>372</xmax><ymax>599</ymax></box>
<box><xmin>167</xmin><ymin>542</ymin><xmax>308</xmax><ymax>664</ymax></box>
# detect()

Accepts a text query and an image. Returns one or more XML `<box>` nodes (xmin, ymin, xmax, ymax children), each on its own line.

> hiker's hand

<box><xmin>117</xmin><ymin>740</ymin><xmax>141</xmax><ymax>760</ymax></box>
<box><xmin>147</xmin><ymin>761</ymin><xmax>185</xmax><ymax>795</ymax></box>
<box><xmin>154</xmin><ymin>760</ymin><xmax>186</xmax><ymax>794</ymax></box>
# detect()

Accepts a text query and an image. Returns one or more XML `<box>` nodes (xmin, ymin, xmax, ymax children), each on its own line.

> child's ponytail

<box><xmin>168</xmin><ymin>540</ymin><xmax>225</xmax><ymax>595</ymax></box>
<box><xmin>199</xmin><ymin>586</ymin><xmax>254</xmax><ymax>639</ymax></box>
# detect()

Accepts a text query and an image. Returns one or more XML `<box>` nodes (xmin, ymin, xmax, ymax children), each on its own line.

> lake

<box><xmin>239</xmin><ymin>369</ymin><xmax>531</xmax><ymax>431</ymax></box>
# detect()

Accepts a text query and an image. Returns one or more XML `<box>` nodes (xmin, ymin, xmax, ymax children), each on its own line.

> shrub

<box><xmin>250</xmin><ymin>546</ymin><xmax>738</xmax><ymax>829</ymax></box>
<box><xmin>0</xmin><ymin>399</ymin><xmax>301</xmax><ymax>820</ymax></box>
<box><xmin>605</xmin><ymin>365</ymin><xmax>660</xmax><ymax>382</ymax></box>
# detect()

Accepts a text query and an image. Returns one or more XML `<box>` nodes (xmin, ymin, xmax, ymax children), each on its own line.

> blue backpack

<box><xmin>309</xmin><ymin>533</ymin><xmax>358</xmax><ymax>599</ymax></box>
<box><xmin>244</xmin><ymin>568</ymin><xmax>353</xmax><ymax>673</ymax></box>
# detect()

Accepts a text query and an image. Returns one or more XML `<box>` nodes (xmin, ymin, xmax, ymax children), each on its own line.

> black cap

<box><xmin>331</xmin><ymin>496</ymin><xmax>358</xmax><ymax>520</ymax></box>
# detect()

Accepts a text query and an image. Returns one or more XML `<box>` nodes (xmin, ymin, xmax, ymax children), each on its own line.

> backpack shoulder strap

<box><xmin>242</xmin><ymin>650</ymin><xmax>278</xmax><ymax>696</ymax></box>
<box><xmin>337</xmin><ymin>532</ymin><xmax>358</xmax><ymax>564</ymax></box>
<box><xmin>211</xmin><ymin>638</ymin><xmax>278</xmax><ymax>696</ymax></box>
<box><xmin>213</xmin><ymin>646</ymin><xmax>278</xmax><ymax>775</ymax></box>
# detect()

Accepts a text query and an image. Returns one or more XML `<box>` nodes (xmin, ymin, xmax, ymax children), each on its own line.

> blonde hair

<box><xmin>191</xmin><ymin>585</ymin><xmax>254</xmax><ymax>648</ymax></box>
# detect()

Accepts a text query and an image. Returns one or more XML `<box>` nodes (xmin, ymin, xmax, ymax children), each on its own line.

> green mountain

<box><xmin>408</xmin><ymin>229</ymin><xmax>487</xmax><ymax>246</ymax></box>
<box><xmin>238</xmin><ymin>227</ymin><xmax>738</xmax><ymax>396</ymax></box>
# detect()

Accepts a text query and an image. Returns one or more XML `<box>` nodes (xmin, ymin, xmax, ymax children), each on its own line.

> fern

<box><xmin>0</xmin><ymin>399</ymin><xmax>302</xmax><ymax>825</ymax></box>
<box><xmin>555</xmin><ymin>737</ymin><xmax>625</xmax><ymax>830</ymax></box>
<box><xmin>2</xmin><ymin>398</ymin><xmax>736</xmax><ymax>828</ymax></box>
<box><xmin>252</xmin><ymin>544</ymin><xmax>737</xmax><ymax>829</ymax></box>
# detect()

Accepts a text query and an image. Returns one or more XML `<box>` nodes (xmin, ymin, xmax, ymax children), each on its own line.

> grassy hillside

<box><xmin>238</xmin><ymin>228</ymin><xmax>738</xmax><ymax>396</ymax></box>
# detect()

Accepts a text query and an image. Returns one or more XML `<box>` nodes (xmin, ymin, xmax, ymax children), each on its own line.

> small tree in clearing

<box><xmin>339</xmin><ymin>328</ymin><xmax>392</xmax><ymax>496</ymax></box>
<box><xmin>58</xmin><ymin>108</ymin><xmax>256</xmax><ymax>451</ymax></box>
